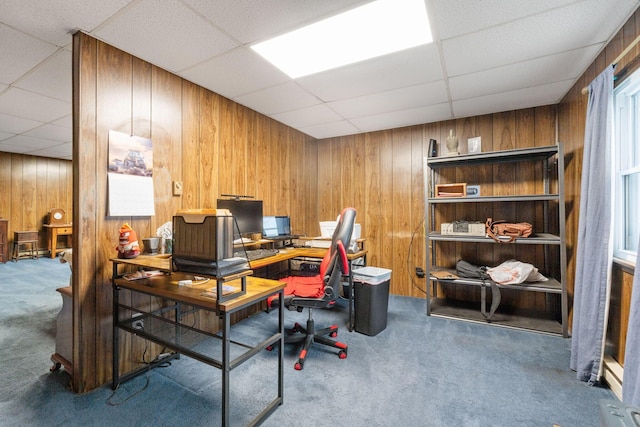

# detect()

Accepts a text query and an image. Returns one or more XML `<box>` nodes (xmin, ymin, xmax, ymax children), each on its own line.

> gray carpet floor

<box><xmin>0</xmin><ymin>257</ymin><xmax>615</xmax><ymax>426</ymax></box>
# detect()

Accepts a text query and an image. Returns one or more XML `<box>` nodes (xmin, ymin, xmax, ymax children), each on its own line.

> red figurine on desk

<box><xmin>116</xmin><ymin>223</ymin><xmax>140</xmax><ymax>259</ymax></box>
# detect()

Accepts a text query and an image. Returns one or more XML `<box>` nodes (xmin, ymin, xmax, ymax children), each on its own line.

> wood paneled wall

<box><xmin>0</xmin><ymin>153</ymin><xmax>72</xmax><ymax>252</ymax></box>
<box><xmin>317</xmin><ymin>108</ymin><xmax>558</xmax><ymax>307</ymax></box>
<box><xmin>73</xmin><ymin>33</ymin><xmax>316</xmax><ymax>392</ymax></box>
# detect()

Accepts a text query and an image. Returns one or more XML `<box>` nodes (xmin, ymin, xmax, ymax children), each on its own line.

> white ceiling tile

<box><xmin>1</xmin><ymin>134</ymin><xmax>63</xmax><ymax>149</ymax></box>
<box><xmin>27</xmin><ymin>141</ymin><xmax>72</xmax><ymax>159</ymax></box>
<box><xmin>328</xmin><ymin>81</ymin><xmax>448</xmax><ymax>119</ymax></box>
<box><xmin>272</xmin><ymin>104</ymin><xmax>343</xmax><ymax>129</ymax></box>
<box><xmin>452</xmin><ymin>80</ymin><xmax>574</xmax><ymax>118</ymax></box>
<box><xmin>51</xmin><ymin>115</ymin><xmax>72</xmax><ymax>128</ymax></box>
<box><xmin>180</xmin><ymin>47</ymin><xmax>290</xmax><ymax>98</ymax></box>
<box><xmin>449</xmin><ymin>45</ymin><xmax>603</xmax><ymax>101</ymax></box>
<box><xmin>183</xmin><ymin>0</ymin><xmax>369</xmax><ymax>44</ymax></box>
<box><xmin>0</xmin><ymin>142</ymin><xmax>29</xmax><ymax>154</ymax></box>
<box><xmin>349</xmin><ymin>103</ymin><xmax>453</xmax><ymax>133</ymax></box>
<box><xmin>15</xmin><ymin>50</ymin><xmax>72</xmax><ymax>102</ymax></box>
<box><xmin>0</xmin><ymin>88</ymin><xmax>70</xmax><ymax>122</ymax></box>
<box><xmin>300</xmin><ymin>120</ymin><xmax>361</xmax><ymax>139</ymax></box>
<box><xmin>431</xmin><ymin>0</ymin><xmax>576</xmax><ymax>39</ymax></box>
<box><xmin>0</xmin><ymin>24</ymin><xmax>58</xmax><ymax>85</ymax></box>
<box><xmin>92</xmin><ymin>0</ymin><xmax>239</xmax><ymax>73</ymax></box>
<box><xmin>0</xmin><ymin>131</ymin><xmax>15</xmax><ymax>141</ymax></box>
<box><xmin>234</xmin><ymin>82</ymin><xmax>320</xmax><ymax>115</ymax></box>
<box><xmin>298</xmin><ymin>44</ymin><xmax>442</xmax><ymax>102</ymax></box>
<box><xmin>443</xmin><ymin>0</ymin><xmax>639</xmax><ymax>76</ymax></box>
<box><xmin>0</xmin><ymin>0</ymin><xmax>133</xmax><ymax>47</ymax></box>
<box><xmin>24</xmin><ymin>123</ymin><xmax>71</xmax><ymax>142</ymax></box>
<box><xmin>0</xmin><ymin>83</ymin><xmax>7</xmax><ymax>91</ymax></box>
<box><xmin>0</xmin><ymin>112</ymin><xmax>42</xmax><ymax>133</ymax></box>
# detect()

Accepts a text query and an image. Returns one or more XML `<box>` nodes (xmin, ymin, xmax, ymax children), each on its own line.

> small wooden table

<box><xmin>12</xmin><ymin>231</ymin><xmax>39</xmax><ymax>261</ymax></box>
<box><xmin>43</xmin><ymin>224</ymin><xmax>72</xmax><ymax>258</ymax></box>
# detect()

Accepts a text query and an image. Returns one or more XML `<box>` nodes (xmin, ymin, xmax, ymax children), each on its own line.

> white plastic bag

<box><xmin>486</xmin><ymin>260</ymin><xmax>547</xmax><ymax>285</ymax></box>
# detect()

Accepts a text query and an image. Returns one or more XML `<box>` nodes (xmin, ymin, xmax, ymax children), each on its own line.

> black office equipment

<box><xmin>172</xmin><ymin>209</ymin><xmax>249</xmax><ymax>278</ymax></box>
<box><xmin>216</xmin><ymin>198</ymin><xmax>263</xmax><ymax>238</ymax></box>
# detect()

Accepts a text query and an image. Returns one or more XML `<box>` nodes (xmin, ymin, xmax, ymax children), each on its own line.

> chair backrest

<box><xmin>320</xmin><ymin>207</ymin><xmax>356</xmax><ymax>301</ymax></box>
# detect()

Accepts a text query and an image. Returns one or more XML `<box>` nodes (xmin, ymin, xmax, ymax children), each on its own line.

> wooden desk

<box><xmin>112</xmin><ymin>264</ymin><xmax>285</xmax><ymax>427</ymax></box>
<box><xmin>43</xmin><ymin>224</ymin><xmax>72</xmax><ymax>258</ymax></box>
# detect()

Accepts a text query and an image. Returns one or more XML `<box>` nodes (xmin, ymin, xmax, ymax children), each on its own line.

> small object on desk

<box><xmin>123</xmin><ymin>270</ymin><xmax>164</xmax><ymax>280</ymax></box>
<box><xmin>116</xmin><ymin>223</ymin><xmax>140</xmax><ymax>259</ymax></box>
<box><xmin>430</xmin><ymin>270</ymin><xmax>460</xmax><ymax>280</ymax></box>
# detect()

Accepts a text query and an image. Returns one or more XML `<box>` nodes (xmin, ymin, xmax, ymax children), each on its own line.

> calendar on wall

<box><xmin>107</xmin><ymin>130</ymin><xmax>155</xmax><ymax>217</ymax></box>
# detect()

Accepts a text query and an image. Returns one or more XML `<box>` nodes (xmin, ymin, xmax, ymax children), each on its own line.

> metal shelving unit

<box><xmin>423</xmin><ymin>144</ymin><xmax>568</xmax><ymax>337</ymax></box>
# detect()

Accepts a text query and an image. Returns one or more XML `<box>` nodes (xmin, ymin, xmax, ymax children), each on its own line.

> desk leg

<box><xmin>112</xmin><ymin>283</ymin><xmax>120</xmax><ymax>389</ymax></box>
<box><xmin>278</xmin><ymin>289</ymin><xmax>284</xmax><ymax>401</ymax></box>
<box><xmin>348</xmin><ymin>262</ymin><xmax>354</xmax><ymax>332</ymax></box>
<box><xmin>222</xmin><ymin>311</ymin><xmax>230</xmax><ymax>427</ymax></box>
<box><xmin>49</xmin><ymin>229</ymin><xmax>56</xmax><ymax>258</ymax></box>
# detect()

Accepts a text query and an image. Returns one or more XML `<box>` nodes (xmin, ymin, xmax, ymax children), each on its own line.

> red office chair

<box><xmin>268</xmin><ymin>207</ymin><xmax>356</xmax><ymax>370</ymax></box>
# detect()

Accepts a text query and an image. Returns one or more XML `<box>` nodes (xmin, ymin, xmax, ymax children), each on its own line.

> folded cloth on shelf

<box><xmin>486</xmin><ymin>259</ymin><xmax>547</xmax><ymax>285</ymax></box>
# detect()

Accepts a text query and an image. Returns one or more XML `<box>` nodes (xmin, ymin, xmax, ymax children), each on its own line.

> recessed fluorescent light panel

<box><xmin>251</xmin><ymin>0</ymin><xmax>432</xmax><ymax>78</ymax></box>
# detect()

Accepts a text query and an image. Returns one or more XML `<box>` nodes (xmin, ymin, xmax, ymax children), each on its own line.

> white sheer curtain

<box><xmin>569</xmin><ymin>65</ymin><xmax>615</xmax><ymax>385</ymax></box>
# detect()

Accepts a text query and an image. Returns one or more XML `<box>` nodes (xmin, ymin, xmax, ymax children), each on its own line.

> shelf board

<box><xmin>430</xmin><ymin>273</ymin><xmax>562</xmax><ymax>293</ymax></box>
<box><xmin>429</xmin><ymin>298</ymin><xmax>563</xmax><ymax>336</ymax></box>
<box><xmin>426</xmin><ymin>144</ymin><xmax>559</xmax><ymax>168</ymax></box>
<box><xmin>428</xmin><ymin>232</ymin><xmax>561</xmax><ymax>245</ymax></box>
<box><xmin>428</xmin><ymin>194</ymin><xmax>559</xmax><ymax>203</ymax></box>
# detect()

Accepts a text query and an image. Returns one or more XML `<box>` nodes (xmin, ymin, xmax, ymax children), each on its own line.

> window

<box><xmin>613</xmin><ymin>73</ymin><xmax>640</xmax><ymax>263</ymax></box>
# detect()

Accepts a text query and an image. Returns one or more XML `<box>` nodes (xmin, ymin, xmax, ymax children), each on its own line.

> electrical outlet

<box><xmin>132</xmin><ymin>312</ymin><xmax>144</xmax><ymax>330</ymax></box>
<box><xmin>415</xmin><ymin>267</ymin><xmax>425</xmax><ymax>278</ymax></box>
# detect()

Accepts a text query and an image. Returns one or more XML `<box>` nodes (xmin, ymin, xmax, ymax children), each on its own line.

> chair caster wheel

<box><xmin>265</xmin><ymin>345</ymin><xmax>273</xmax><ymax>351</ymax></box>
<box><xmin>294</xmin><ymin>362</ymin><xmax>303</xmax><ymax>370</ymax></box>
<box><xmin>338</xmin><ymin>351</ymin><xmax>347</xmax><ymax>359</ymax></box>
<box><xmin>330</xmin><ymin>331</ymin><xmax>337</xmax><ymax>338</ymax></box>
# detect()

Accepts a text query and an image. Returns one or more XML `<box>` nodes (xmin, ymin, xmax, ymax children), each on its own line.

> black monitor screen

<box><xmin>216</xmin><ymin>199</ymin><xmax>263</xmax><ymax>237</ymax></box>
<box><xmin>275</xmin><ymin>216</ymin><xmax>291</xmax><ymax>235</ymax></box>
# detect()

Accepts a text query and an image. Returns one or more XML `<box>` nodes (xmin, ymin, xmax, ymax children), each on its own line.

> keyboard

<box><xmin>235</xmin><ymin>248</ymin><xmax>279</xmax><ymax>261</ymax></box>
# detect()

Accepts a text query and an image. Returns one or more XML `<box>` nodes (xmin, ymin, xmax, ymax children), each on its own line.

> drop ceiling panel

<box><xmin>15</xmin><ymin>50</ymin><xmax>72</xmax><ymax>102</ymax></box>
<box><xmin>350</xmin><ymin>103</ymin><xmax>453</xmax><ymax>133</ymax></box>
<box><xmin>1</xmin><ymin>134</ymin><xmax>62</xmax><ymax>149</ymax></box>
<box><xmin>328</xmin><ymin>81</ymin><xmax>449</xmax><ymax>119</ymax></box>
<box><xmin>443</xmin><ymin>0</ymin><xmax>637</xmax><ymax>77</ymax></box>
<box><xmin>298</xmin><ymin>44</ymin><xmax>442</xmax><ymax>102</ymax></box>
<box><xmin>235</xmin><ymin>82</ymin><xmax>321</xmax><ymax>116</ymax></box>
<box><xmin>184</xmin><ymin>0</ymin><xmax>370</xmax><ymax>44</ymax></box>
<box><xmin>180</xmin><ymin>47</ymin><xmax>289</xmax><ymax>99</ymax></box>
<box><xmin>0</xmin><ymin>131</ymin><xmax>13</xmax><ymax>142</ymax></box>
<box><xmin>300</xmin><ymin>119</ymin><xmax>361</xmax><ymax>139</ymax></box>
<box><xmin>28</xmin><ymin>142</ymin><xmax>72</xmax><ymax>160</ymax></box>
<box><xmin>431</xmin><ymin>0</ymin><xmax>576</xmax><ymax>39</ymax></box>
<box><xmin>452</xmin><ymin>80</ymin><xmax>574</xmax><ymax>118</ymax></box>
<box><xmin>0</xmin><ymin>88</ymin><xmax>70</xmax><ymax>123</ymax></box>
<box><xmin>23</xmin><ymin>123</ymin><xmax>71</xmax><ymax>142</ymax></box>
<box><xmin>0</xmin><ymin>0</ymin><xmax>134</xmax><ymax>47</ymax></box>
<box><xmin>93</xmin><ymin>0</ymin><xmax>238</xmax><ymax>73</ymax></box>
<box><xmin>0</xmin><ymin>24</ymin><xmax>58</xmax><ymax>85</ymax></box>
<box><xmin>0</xmin><ymin>113</ymin><xmax>42</xmax><ymax>134</ymax></box>
<box><xmin>272</xmin><ymin>104</ymin><xmax>343</xmax><ymax>129</ymax></box>
<box><xmin>449</xmin><ymin>45</ymin><xmax>603</xmax><ymax>101</ymax></box>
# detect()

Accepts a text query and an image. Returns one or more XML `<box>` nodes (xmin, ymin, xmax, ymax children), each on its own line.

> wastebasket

<box><xmin>353</xmin><ymin>266</ymin><xmax>391</xmax><ymax>336</ymax></box>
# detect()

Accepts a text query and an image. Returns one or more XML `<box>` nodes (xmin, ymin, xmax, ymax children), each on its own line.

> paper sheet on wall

<box><xmin>107</xmin><ymin>130</ymin><xmax>155</xmax><ymax>217</ymax></box>
<box><xmin>108</xmin><ymin>173</ymin><xmax>155</xmax><ymax>217</ymax></box>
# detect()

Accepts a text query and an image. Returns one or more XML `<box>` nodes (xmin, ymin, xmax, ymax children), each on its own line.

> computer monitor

<box><xmin>275</xmin><ymin>216</ymin><xmax>291</xmax><ymax>236</ymax></box>
<box><xmin>262</xmin><ymin>216</ymin><xmax>279</xmax><ymax>238</ymax></box>
<box><xmin>216</xmin><ymin>198</ymin><xmax>264</xmax><ymax>237</ymax></box>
